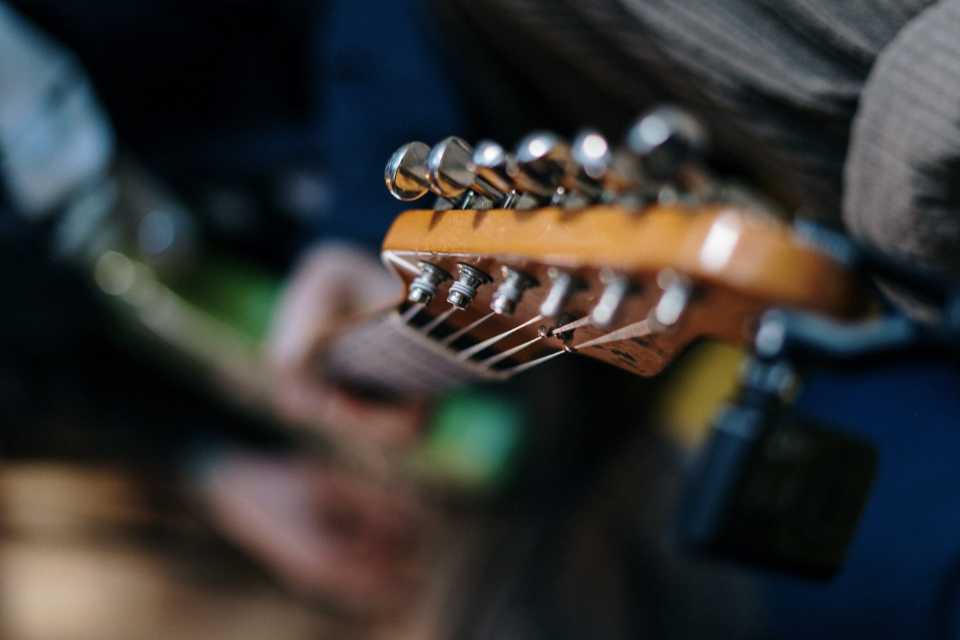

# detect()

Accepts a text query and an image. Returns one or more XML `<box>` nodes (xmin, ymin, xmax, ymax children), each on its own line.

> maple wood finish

<box><xmin>377</xmin><ymin>204</ymin><xmax>865</xmax><ymax>378</ymax></box>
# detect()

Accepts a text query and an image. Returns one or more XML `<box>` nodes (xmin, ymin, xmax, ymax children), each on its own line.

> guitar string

<box><xmin>400</xmin><ymin>303</ymin><xmax>425</xmax><ymax>324</ymax></box>
<box><xmin>480</xmin><ymin>335</ymin><xmax>543</xmax><ymax>368</ymax></box>
<box><xmin>420</xmin><ymin>306</ymin><xmax>457</xmax><ymax>335</ymax></box>
<box><xmin>500</xmin><ymin>349</ymin><xmax>567</xmax><ymax>376</ymax></box>
<box><xmin>456</xmin><ymin>315</ymin><xmax>543</xmax><ymax>361</ymax></box>
<box><xmin>548</xmin><ymin>315</ymin><xmax>592</xmax><ymax>336</ymax></box>
<box><xmin>487</xmin><ymin>316</ymin><xmax>658</xmax><ymax>375</ymax></box>
<box><xmin>440</xmin><ymin>311</ymin><xmax>496</xmax><ymax>346</ymax></box>
<box><xmin>571</xmin><ymin>318</ymin><xmax>654</xmax><ymax>350</ymax></box>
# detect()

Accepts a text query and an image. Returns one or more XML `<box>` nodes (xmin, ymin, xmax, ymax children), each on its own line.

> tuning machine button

<box><xmin>591</xmin><ymin>271</ymin><xmax>631</xmax><ymax>327</ymax></box>
<box><xmin>427</xmin><ymin>137</ymin><xmax>506</xmax><ymax>206</ymax></box>
<box><xmin>626</xmin><ymin>106</ymin><xmax>708</xmax><ymax>181</ymax></box>
<box><xmin>447</xmin><ymin>264</ymin><xmax>492</xmax><ymax>310</ymax></box>
<box><xmin>539</xmin><ymin>268</ymin><xmax>583</xmax><ymax>318</ymax></box>
<box><xmin>568</xmin><ymin>130</ymin><xmax>612</xmax><ymax>200</ymax></box>
<box><xmin>491</xmin><ymin>267</ymin><xmax>538</xmax><ymax>316</ymax></box>
<box><xmin>385</xmin><ymin>141</ymin><xmax>432</xmax><ymax>201</ymax></box>
<box><xmin>473</xmin><ymin>141</ymin><xmax>523</xmax><ymax>208</ymax></box>
<box><xmin>407</xmin><ymin>261</ymin><xmax>451</xmax><ymax>305</ymax></box>
<box><xmin>512</xmin><ymin>132</ymin><xmax>571</xmax><ymax>202</ymax></box>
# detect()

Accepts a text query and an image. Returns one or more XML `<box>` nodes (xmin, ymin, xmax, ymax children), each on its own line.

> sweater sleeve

<box><xmin>436</xmin><ymin>0</ymin><xmax>931</xmax><ymax>219</ymax></box>
<box><xmin>844</xmin><ymin>0</ymin><xmax>960</xmax><ymax>279</ymax></box>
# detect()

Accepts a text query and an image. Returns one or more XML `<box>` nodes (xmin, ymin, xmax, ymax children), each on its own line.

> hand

<box><xmin>199</xmin><ymin>452</ymin><xmax>425</xmax><ymax>615</ymax></box>
<box><xmin>267</xmin><ymin>243</ymin><xmax>425</xmax><ymax>447</ymax></box>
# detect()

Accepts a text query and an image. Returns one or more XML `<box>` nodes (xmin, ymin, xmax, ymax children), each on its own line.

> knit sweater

<box><xmin>439</xmin><ymin>0</ymin><xmax>959</xmax><ymax>278</ymax></box>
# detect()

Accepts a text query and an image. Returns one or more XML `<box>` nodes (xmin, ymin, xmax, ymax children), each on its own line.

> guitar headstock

<box><xmin>379</xmin><ymin>108</ymin><xmax>864</xmax><ymax>380</ymax></box>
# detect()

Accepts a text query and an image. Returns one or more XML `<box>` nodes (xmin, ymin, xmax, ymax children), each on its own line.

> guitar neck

<box><xmin>321</xmin><ymin>309</ymin><xmax>497</xmax><ymax>397</ymax></box>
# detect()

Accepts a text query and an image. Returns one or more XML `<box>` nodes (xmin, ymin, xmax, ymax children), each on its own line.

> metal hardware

<box><xmin>626</xmin><ymin>106</ymin><xmax>708</xmax><ymax>181</ymax></box>
<box><xmin>407</xmin><ymin>261</ymin><xmax>451</xmax><ymax>305</ymax></box>
<box><xmin>473</xmin><ymin>140</ymin><xmax>521</xmax><ymax>207</ymax></box>
<box><xmin>512</xmin><ymin>131</ymin><xmax>571</xmax><ymax>202</ymax></box>
<box><xmin>385</xmin><ymin>141</ymin><xmax>432</xmax><ymax>201</ymax></box>
<box><xmin>591</xmin><ymin>271</ymin><xmax>630</xmax><ymax>327</ymax></box>
<box><xmin>539</xmin><ymin>268</ymin><xmax>580</xmax><ymax>318</ymax></box>
<box><xmin>568</xmin><ymin>130</ymin><xmax>612</xmax><ymax>200</ymax></box>
<box><xmin>427</xmin><ymin>137</ymin><xmax>504</xmax><ymax>203</ymax></box>
<box><xmin>650</xmin><ymin>269</ymin><xmax>692</xmax><ymax>329</ymax></box>
<box><xmin>490</xmin><ymin>266</ymin><xmax>538</xmax><ymax>316</ymax></box>
<box><xmin>447</xmin><ymin>263</ymin><xmax>492</xmax><ymax>310</ymax></box>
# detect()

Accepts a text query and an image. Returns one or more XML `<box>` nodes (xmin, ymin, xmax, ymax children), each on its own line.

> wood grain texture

<box><xmin>378</xmin><ymin>204</ymin><xmax>865</xmax><ymax>378</ymax></box>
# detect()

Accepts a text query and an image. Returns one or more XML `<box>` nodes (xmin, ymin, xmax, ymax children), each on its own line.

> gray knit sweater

<box><xmin>440</xmin><ymin>0</ymin><xmax>959</xmax><ymax>278</ymax></box>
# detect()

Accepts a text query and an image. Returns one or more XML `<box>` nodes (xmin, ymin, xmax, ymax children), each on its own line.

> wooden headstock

<box><xmin>378</xmin><ymin>204</ymin><xmax>864</xmax><ymax>380</ymax></box>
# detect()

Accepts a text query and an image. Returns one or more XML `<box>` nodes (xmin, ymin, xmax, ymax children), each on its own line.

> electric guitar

<box><xmin>89</xmin><ymin>109</ymin><xmax>868</xmax><ymax>489</ymax></box>
<box><xmin>321</xmin><ymin>110</ymin><xmax>865</xmax><ymax>395</ymax></box>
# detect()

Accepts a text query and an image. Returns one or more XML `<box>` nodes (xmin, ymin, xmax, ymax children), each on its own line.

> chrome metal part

<box><xmin>650</xmin><ymin>269</ymin><xmax>693</xmax><ymax>329</ymax></box>
<box><xmin>568</xmin><ymin>129</ymin><xmax>612</xmax><ymax>199</ymax></box>
<box><xmin>490</xmin><ymin>266</ymin><xmax>538</xmax><ymax>316</ymax></box>
<box><xmin>626</xmin><ymin>106</ymin><xmax>708</xmax><ymax>181</ymax></box>
<box><xmin>385</xmin><ymin>141</ymin><xmax>432</xmax><ymax>201</ymax></box>
<box><xmin>590</xmin><ymin>271</ymin><xmax>630</xmax><ymax>327</ymax></box>
<box><xmin>539</xmin><ymin>268</ymin><xmax>580</xmax><ymax>318</ymax></box>
<box><xmin>512</xmin><ymin>131</ymin><xmax>571</xmax><ymax>201</ymax></box>
<box><xmin>473</xmin><ymin>140</ymin><xmax>517</xmax><ymax>198</ymax></box>
<box><xmin>427</xmin><ymin>136</ymin><xmax>504</xmax><ymax>203</ymax></box>
<box><xmin>407</xmin><ymin>261</ymin><xmax>451</xmax><ymax>305</ymax></box>
<box><xmin>447</xmin><ymin>263</ymin><xmax>492</xmax><ymax>310</ymax></box>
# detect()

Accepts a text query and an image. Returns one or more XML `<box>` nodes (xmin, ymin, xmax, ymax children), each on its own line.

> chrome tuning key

<box><xmin>385</xmin><ymin>141</ymin><xmax>432</xmax><ymax>201</ymax></box>
<box><xmin>568</xmin><ymin>129</ymin><xmax>612</xmax><ymax>200</ymax></box>
<box><xmin>649</xmin><ymin>269</ymin><xmax>693</xmax><ymax>329</ymax></box>
<box><xmin>570</xmin><ymin>130</ymin><xmax>643</xmax><ymax>203</ymax></box>
<box><xmin>490</xmin><ymin>267</ymin><xmax>538</xmax><ymax>316</ymax></box>
<box><xmin>591</xmin><ymin>271</ymin><xmax>631</xmax><ymax>327</ymax></box>
<box><xmin>473</xmin><ymin>141</ymin><xmax>523</xmax><ymax>208</ymax></box>
<box><xmin>626</xmin><ymin>106</ymin><xmax>708</xmax><ymax>181</ymax></box>
<box><xmin>447</xmin><ymin>264</ymin><xmax>492</xmax><ymax>310</ymax></box>
<box><xmin>539</xmin><ymin>268</ymin><xmax>581</xmax><ymax>318</ymax></box>
<box><xmin>407</xmin><ymin>261</ymin><xmax>451</xmax><ymax>305</ymax></box>
<box><xmin>473</xmin><ymin>141</ymin><xmax>514</xmax><ymax>192</ymax></box>
<box><xmin>512</xmin><ymin>132</ymin><xmax>571</xmax><ymax>203</ymax></box>
<box><xmin>427</xmin><ymin>137</ymin><xmax>506</xmax><ymax>206</ymax></box>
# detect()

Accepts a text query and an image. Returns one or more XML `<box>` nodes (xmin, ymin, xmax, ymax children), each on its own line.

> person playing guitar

<box><xmin>3</xmin><ymin>1</ymin><xmax>960</xmax><ymax>638</ymax></box>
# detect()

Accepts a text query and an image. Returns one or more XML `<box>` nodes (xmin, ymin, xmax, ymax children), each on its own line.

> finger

<box><xmin>267</xmin><ymin>253</ymin><xmax>353</xmax><ymax>372</ymax></box>
<box><xmin>201</xmin><ymin>456</ymin><xmax>420</xmax><ymax>611</ymax></box>
<box><xmin>273</xmin><ymin>373</ymin><xmax>426</xmax><ymax>446</ymax></box>
<box><xmin>270</xmin><ymin>244</ymin><xmax>401</xmax><ymax>366</ymax></box>
<box><xmin>309</xmin><ymin>467</ymin><xmax>426</xmax><ymax>543</ymax></box>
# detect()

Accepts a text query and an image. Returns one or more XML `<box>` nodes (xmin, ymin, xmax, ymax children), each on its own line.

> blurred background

<box><xmin>3</xmin><ymin>1</ymin><xmax>960</xmax><ymax>639</ymax></box>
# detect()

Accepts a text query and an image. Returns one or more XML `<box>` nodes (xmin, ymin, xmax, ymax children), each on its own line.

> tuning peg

<box><xmin>474</xmin><ymin>141</ymin><xmax>532</xmax><ymax>209</ymax></box>
<box><xmin>626</xmin><ymin>106</ymin><xmax>708</xmax><ymax>181</ymax></box>
<box><xmin>427</xmin><ymin>137</ymin><xmax>505</xmax><ymax>203</ymax></box>
<box><xmin>591</xmin><ymin>271</ymin><xmax>630</xmax><ymax>327</ymax></box>
<box><xmin>491</xmin><ymin>266</ymin><xmax>538</xmax><ymax>316</ymax></box>
<box><xmin>569</xmin><ymin>130</ymin><xmax>644</xmax><ymax>201</ymax></box>
<box><xmin>649</xmin><ymin>269</ymin><xmax>692</xmax><ymax>329</ymax></box>
<box><xmin>512</xmin><ymin>132</ymin><xmax>571</xmax><ymax>201</ymax></box>
<box><xmin>473</xmin><ymin>140</ymin><xmax>517</xmax><ymax>189</ymax></box>
<box><xmin>407</xmin><ymin>262</ymin><xmax>451</xmax><ymax>305</ymax></box>
<box><xmin>568</xmin><ymin>129</ymin><xmax>613</xmax><ymax>199</ymax></box>
<box><xmin>385</xmin><ymin>141</ymin><xmax>432</xmax><ymax>201</ymax></box>
<box><xmin>447</xmin><ymin>264</ymin><xmax>492</xmax><ymax>310</ymax></box>
<box><xmin>539</xmin><ymin>268</ymin><xmax>582</xmax><ymax>318</ymax></box>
